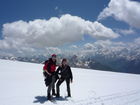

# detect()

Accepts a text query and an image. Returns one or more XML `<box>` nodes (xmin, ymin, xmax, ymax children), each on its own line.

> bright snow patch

<box><xmin>0</xmin><ymin>59</ymin><xmax>140</xmax><ymax>105</ymax></box>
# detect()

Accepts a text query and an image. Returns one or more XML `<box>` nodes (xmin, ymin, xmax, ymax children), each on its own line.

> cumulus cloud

<box><xmin>84</xmin><ymin>43</ymin><xmax>95</xmax><ymax>50</ymax></box>
<box><xmin>45</xmin><ymin>47</ymin><xmax>62</xmax><ymax>55</ymax></box>
<box><xmin>82</xmin><ymin>39</ymin><xmax>140</xmax><ymax>61</ymax></box>
<box><xmin>116</xmin><ymin>28</ymin><xmax>135</xmax><ymax>35</ymax></box>
<box><xmin>134</xmin><ymin>37</ymin><xmax>140</xmax><ymax>45</ymax></box>
<box><xmin>83</xmin><ymin>40</ymin><xmax>126</xmax><ymax>55</ymax></box>
<box><xmin>70</xmin><ymin>45</ymin><xmax>78</xmax><ymax>49</ymax></box>
<box><xmin>98</xmin><ymin>0</ymin><xmax>140</xmax><ymax>28</ymax></box>
<box><xmin>85</xmin><ymin>21</ymin><xmax>119</xmax><ymax>39</ymax></box>
<box><xmin>0</xmin><ymin>14</ymin><xmax>119</xmax><ymax>56</ymax></box>
<box><xmin>88</xmin><ymin>40</ymin><xmax>127</xmax><ymax>50</ymax></box>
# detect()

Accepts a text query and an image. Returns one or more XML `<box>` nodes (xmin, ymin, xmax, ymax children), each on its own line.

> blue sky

<box><xmin>0</xmin><ymin>0</ymin><xmax>140</xmax><ymax>56</ymax></box>
<box><xmin>0</xmin><ymin>0</ymin><xmax>109</xmax><ymax>37</ymax></box>
<box><xmin>0</xmin><ymin>0</ymin><xmax>108</xmax><ymax>21</ymax></box>
<box><xmin>0</xmin><ymin>0</ymin><xmax>139</xmax><ymax>41</ymax></box>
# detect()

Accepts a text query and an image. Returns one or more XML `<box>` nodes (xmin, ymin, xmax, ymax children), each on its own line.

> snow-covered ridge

<box><xmin>0</xmin><ymin>59</ymin><xmax>140</xmax><ymax>105</ymax></box>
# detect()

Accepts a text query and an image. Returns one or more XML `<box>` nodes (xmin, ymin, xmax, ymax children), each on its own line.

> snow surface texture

<box><xmin>0</xmin><ymin>59</ymin><xmax>140</xmax><ymax>105</ymax></box>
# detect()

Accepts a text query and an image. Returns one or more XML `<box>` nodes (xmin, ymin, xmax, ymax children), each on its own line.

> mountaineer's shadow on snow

<box><xmin>55</xmin><ymin>96</ymin><xmax>68</xmax><ymax>101</ymax></box>
<box><xmin>33</xmin><ymin>96</ymin><xmax>68</xmax><ymax>104</ymax></box>
<box><xmin>33</xmin><ymin>96</ymin><xmax>48</xmax><ymax>104</ymax></box>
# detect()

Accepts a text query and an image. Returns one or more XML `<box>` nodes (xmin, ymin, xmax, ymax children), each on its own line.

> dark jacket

<box><xmin>56</xmin><ymin>65</ymin><xmax>73</xmax><ymax>81</ymax></box>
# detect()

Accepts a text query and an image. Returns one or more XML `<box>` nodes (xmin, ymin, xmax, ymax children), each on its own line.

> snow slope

<box><xmin>0</xmin><ymin>59</ymin><xmax>140</xmax><ymax>105</ymax></box>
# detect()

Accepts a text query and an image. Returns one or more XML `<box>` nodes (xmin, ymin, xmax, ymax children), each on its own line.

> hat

<box><xmin>52</xmin><ymin>54</ymin><xmax>56</xmax><ymax>57</ymax></box>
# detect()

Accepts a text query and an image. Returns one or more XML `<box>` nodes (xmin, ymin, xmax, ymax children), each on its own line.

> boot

<box><xmin>52</xmin><ymin>89</ymin><xmax>56</xmax><ymax>96</ymax></box>
<box><xmin>68</xmin><ymin>91</ymin><xmax>71</xmax><ymax>97</ymax></box>
<box><xmin>68</xmin><ymin>94</ymin><xmax>71</xmax><ymax>97</ymax></box>
<box><xmin>47</xmin><ymin>93</ymin><xmax>51</xmax><ymax>100</ymax></box>
<box><xmin>56</xmin><ymin>93</ymin><xmax>60</xmax><ymax>98</ymax></box>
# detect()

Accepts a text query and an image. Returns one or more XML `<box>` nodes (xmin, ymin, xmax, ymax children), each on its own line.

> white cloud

<box><xmin>94</xmin><ymin>40</ymin><xmax>112</xmax><ymax>48</ymax></box>
<box><xmin>134</xmin><ymin>37</ymin><xmax>140</xmax><ymax>45</ymax></box>
<box><xmin>88</xmin><ymin>40</ymin><xmax>126</xmax><ymax>50</ymax></box>
<box><xmin>84</xmin><ymin>43</ymin><xmax>95</xmax><ymax>50</ymax></box>
<box><xmin>85</xmin><ymin>21</ymin><xmax>119</xmax><ymax>39</ymax></box>
<box><xmin>45</xmin><ymin>47</ymin><xmax>62</xmax><ymax>55</ymax></box>
<box><xmin>116</xmin><ymin>28</ymin><xmax>135</xmax><ymax>35</ymax></box>
<box><xmin>82</xmin><ymin>39</ymin><xmax>140</xmax><ymax>61</ymax></box>
<box><xmin>0</xmin><ymin>14</ymin><xmax>119</xmax><ymax>56</ymax></box>
<box><xmin>98</xmin><ymin>0</ymin><xmax>140</xmax><ymax>28</ymax></box>
<box><xmin>70</xmin><ymin>45</ymin><xmax>78</xmax><ymax>49</ymax></box>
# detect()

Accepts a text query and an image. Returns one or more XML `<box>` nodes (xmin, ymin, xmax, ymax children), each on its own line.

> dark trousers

<box><xmin>47</xmin><ymin>75</ymin><xmax>56</xmax><ymax>96</ymax></box>
<box><xmin>56</xmin><ymin>78</ymin><xmax>71</xmax><ymax>96</ymax></box>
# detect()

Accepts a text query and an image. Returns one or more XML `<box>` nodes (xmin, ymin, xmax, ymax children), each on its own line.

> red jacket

<box><xmin>43</xmin><ymin>58</ymin><xmax>56</xmax><ymax>73</ymax></box>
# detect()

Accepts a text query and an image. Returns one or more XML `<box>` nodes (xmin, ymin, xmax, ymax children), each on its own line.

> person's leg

<box><xmin>52</xmin><ymin>89</ymin><xmax>56</xmax><ymax>96</ymax></box>
<box><xmin>56</xmin><ymin>78</ymin><xmax>64</xmax><ymax>97</ymax></box>
<box><xmin>52</xmin><ymin>75</ymin><xmax>57</xmax><ymax>95</ymax></box>
<box><xmin>66</xmin><ymin>78</ymin><xmax>71</xmax><ymax>97</ymax></box>
<box><xmin>47</xmin><ymin>84</ymin><xmax>51</xmax><ymax>99</ymax></box>
<box><xmin>47</xmin><ymin>75</ymin><xmax>56</xmax><ymax>99</ymax></box>
<box><xmin>47</xmin><ymin>83</ymin><xmax>52</xmax><ymax>99</ymax></box>
<box><xmin>44</xmin><ymin>73</ymin><xmax>52</xmax><ymax>87</ymax></box>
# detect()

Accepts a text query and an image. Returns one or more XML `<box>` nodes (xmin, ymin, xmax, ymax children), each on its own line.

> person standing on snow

<box><xmin>56</xmin><ymin>58</ymin><xmax>73</xmax><ymax>97</ymax></box>
<box><xmin>43</xmin><ymin>54</ymin><xmax>58</xmax><ymax>100</ymax></box>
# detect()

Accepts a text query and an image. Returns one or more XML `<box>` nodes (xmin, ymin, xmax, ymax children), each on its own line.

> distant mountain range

<box><xmin>0</xmin><ymin>54</ymin><xmax>140</xmax><ymax>74</ymax></box>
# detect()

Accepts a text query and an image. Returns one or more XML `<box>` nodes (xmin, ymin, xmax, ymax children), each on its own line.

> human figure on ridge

<box><xmin>56</xmin><ymin>58</ymin><xmax>73</xmax><ymax>98</ymax></box>
<box><xmin>43</xmin><ymin>54</ymin><xmax>58</xmax><ymax>100</ymax></box>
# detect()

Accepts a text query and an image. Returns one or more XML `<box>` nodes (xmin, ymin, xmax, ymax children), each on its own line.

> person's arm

<box><xmin>55</xmin><ymin>66</ymin><xmax>60</xmax><ymax>74</ymax></box>
<box><xmin>45</xmin><ymin>70</ymin><xmax>52</xmax><ymax>76</ymax></box>
<box><xmin>44</xmin><ymin>62</ymin><xmax>52</xmax><ymax>76</ymax></box>
<box><xmin>55</xmin><ymin>67</ymin><xmax>62</xmax><ymax>79</ymax></box>
<box><xmin>69</xmin><ymin>66</ymin><xmax>73</xmax><ymax>83</ymax></box>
